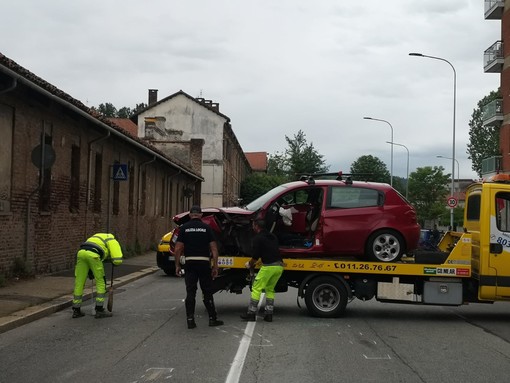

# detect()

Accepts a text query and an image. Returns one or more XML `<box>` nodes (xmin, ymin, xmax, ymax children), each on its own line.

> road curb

<box><xmin>0</xmin><ymin>266</ymin><xmax>160</xmax><ymax>334</ymax></box>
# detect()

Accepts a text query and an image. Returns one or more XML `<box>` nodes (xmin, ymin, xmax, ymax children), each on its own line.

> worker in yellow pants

<box><xmin>72</xmin><ymin>233</ymin><xmax>123</xmax><ymax>319</ymax></box>
<box><xmin>241</xmin><ymin>219</ymin><xmax>284</xmax><ymax>322</ymax></box>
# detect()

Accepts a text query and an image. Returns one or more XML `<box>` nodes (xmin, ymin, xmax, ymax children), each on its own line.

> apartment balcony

<box><xmin>482</xmin><ymin>156</ymin><xmax>502</xmax><ymax>176</ymax></box>
<box><xmin>484</xmin><ymin>41</ymin><xmax>504</xmax><ymax>73</ymax></box>
<box><xmin>485</xmin><ymin>0</ymin><xmax>504</xmax><ymax>20</ymax></box>
<box><xmin>482</xmin><ymin>98</ymin><xmax>503</xmax><ymax>126</ymax></box>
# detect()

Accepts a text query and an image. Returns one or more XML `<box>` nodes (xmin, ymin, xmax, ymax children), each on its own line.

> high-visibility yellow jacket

<box><xmin>80</xmin><ymin>233</ymin><xmax>123</xmax><ymax>265</ymax></box>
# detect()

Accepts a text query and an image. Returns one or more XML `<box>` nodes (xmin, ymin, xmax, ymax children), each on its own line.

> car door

<box><xmin>489</xmin><ymin>190</ymin><xmax>510</xmax><ymax>297</ymax></box>
<box><xmin>322</xmin><ymin>186</ymin><xmax>383</xmax><ymax>255</ymax></box>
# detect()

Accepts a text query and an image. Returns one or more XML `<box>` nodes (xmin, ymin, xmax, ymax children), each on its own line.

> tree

<box><xmin>350</xmin><ymin>155</ymin><xmax>390</xmax><ymax>183</ymax></box>
<box><xmin>391</xmin><ymin>176</ymin><xmax>407</xmax><ymax>198</ymax></box>
<box><xmin>267</xmin><ymin>130</ymin><xmax>329</xmax><ymax>180</ymax></box>
<box><xmin>467</xmin><ymin>89</ymin><xmax>501</xmax><ymax>177</ymax></box>
<box><xmin>132</xmin><ymin>103</ymin><xmax>148</xmax><ymax>115</ymax></box>
<box><xmin>94</xmin><ymin>102</ymin><xmax>147</xmax><ymax>118</ymax></box>
<box><xmin>117</xmin><ymin>107</ymin><xmax>132</xmax><ymax>118</ymax></box>
<box><xmin>240</xmin><ymin>173</ymin><xmax>287</xmax><ymax>205</ymax></box>
<box><xmin>97</xmin><ymin>102</ymin><xmax>118</xmax><ymax>117</ymax></box>
<box><xmin>408</xmin><ymin>166</ymin><xmax>450</xmax><ymax>226</ymax></box>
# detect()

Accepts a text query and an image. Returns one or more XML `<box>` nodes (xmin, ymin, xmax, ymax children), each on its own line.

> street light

<box><xmin>409</xmin><ymin>52</ymin><xmax>456</xmax><ymax>229</ymax></box>
<box><xmin>363</xmin><ymin>117</ymin><xmax>394</xmax><ymax>186</ymax></box>
<box><xmin>387</xmin><ymin>141</ymin><xmax>409</xmax><ymax>199</ymax></box>
<box><xmin>436</xmin><ymin>155</ymin><xmax>460</xmax><ymax>194</ymax></box>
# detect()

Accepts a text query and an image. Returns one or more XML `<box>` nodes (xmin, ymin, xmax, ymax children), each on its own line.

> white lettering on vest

<box><xmin>185</xmin><ymin>228</ymin><xmax>207</xmax><ymax>233</ymax></box>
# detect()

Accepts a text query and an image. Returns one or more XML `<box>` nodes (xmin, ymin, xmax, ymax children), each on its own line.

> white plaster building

<box><xmin>133</xmin><ymin>90</ymin><xmax>251</xmax><ymax>208</ymax></box>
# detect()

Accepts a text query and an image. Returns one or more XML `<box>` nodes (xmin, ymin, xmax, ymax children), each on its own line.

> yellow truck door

<box><xmin>488</xmin><ymin>187</ymin><xmax>510</xmax><ymax>298</ymax></box>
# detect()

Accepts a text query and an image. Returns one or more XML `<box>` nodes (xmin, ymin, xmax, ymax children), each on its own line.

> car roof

<box><xmin>283</xmin><ymin>179</ymin><xmax>393</xmax><ymax>191</ymax></box>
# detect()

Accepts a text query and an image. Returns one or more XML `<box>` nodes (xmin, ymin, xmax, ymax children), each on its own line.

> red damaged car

<box><xmin>156</xmin><ymin>173</ymin><xmax>420</xmax><ymax>274</ymax></box>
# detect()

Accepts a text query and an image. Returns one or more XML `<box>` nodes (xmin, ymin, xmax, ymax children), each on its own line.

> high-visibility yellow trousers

<box><xmin>72</xmin><ymin>249</ymin><xmax>107</xmax><ymax>308</ymax></box>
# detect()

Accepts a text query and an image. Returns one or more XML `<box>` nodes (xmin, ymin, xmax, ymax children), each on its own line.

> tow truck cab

<box><xmin>463</xmin><ymin>174</ymin><xmax>510</xmax><ymax>300</ymax></box>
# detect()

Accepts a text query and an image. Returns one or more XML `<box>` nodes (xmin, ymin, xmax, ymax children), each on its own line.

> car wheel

<box><xmin>366</xmin><ymin>230</ymin><xmax>405</xmax><ymax>262</ymax></box>
<box><xmin>162</xmin><ymin>262</ymin><xmax>176</xmax><ymax>276</ymax></box>
<box><xmin>157</xmin><ymin>251</ymin><xmax>176</xmax><ymax>276</ymax></box>
<box><xmin>304</xmin><ymin>276</ymin><xmax>348</xmax><ymax>318</ymax></box>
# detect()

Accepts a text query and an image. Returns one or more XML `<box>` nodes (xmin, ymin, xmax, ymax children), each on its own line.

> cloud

<box><xmin>1</xmin><ymin>0</ymin><xmax>500</xmax><ymax>180</ymax></box>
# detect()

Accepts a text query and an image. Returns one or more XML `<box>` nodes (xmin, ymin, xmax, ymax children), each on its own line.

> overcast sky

<box><xmin>1</xmin><ymin>0</ymin><xmax>500</xmax><ymax>180</ymax></box>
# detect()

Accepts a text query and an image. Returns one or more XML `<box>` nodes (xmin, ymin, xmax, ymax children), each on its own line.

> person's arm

<box><xmin>107</xmin><ymin>238</ymin><xmax>124</xmax><ymax>266</ymax></box>
<box><xmin>210</xmin><ymin>241</ymin><xmax>219</xmax><ymax>279</ymax></box>
<box><xmin>246</xmin><ymin>235</ymin><xmax>261</xmax><ymax>268</ymax></box>
<box><xmin>174</xmin><ymin>242</ymin><xmax>184</xmax><ymax>276</ymax></box>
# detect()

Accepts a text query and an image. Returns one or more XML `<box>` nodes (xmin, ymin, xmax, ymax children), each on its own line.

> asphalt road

<box><xmin>1</xmin><ymin>272</ymin><xmax>510</xmax><ymax>383</ymax></box>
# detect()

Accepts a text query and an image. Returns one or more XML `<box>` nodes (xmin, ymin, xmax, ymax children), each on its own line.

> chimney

<box><xmin>148</xmin><ymin>89</ymin><xmax>158</xmax><ymax>105</ymax></box>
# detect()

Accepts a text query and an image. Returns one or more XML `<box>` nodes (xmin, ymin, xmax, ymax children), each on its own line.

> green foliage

<box><xmin>133</xmin><ymin>103</ymin><xmax>148</xmax><ymax>114</ymax></box>
<box><xmin>350</xmin><ymin>155</ymin><xmax>391</xmax><ymax>183</ymax></box>
<box><xmin>240</xmin><ymin>173</ymin><xmax>288</xmax><ymax>205</ymax></box>
<box><xmin>95</xmin><ymin>102</ymin><xmax>148</xmax><ymax>118</ymax></box>
<box><xmin>453</xmin><ymin>206</ymin><xmax>464</xmax><ymax>229</ymax></box>
<box><xmin>467</xmin><ymin>89</ymin><xmax>501</xmax><ymax>177</ymax></box>
<box><xmin>117</xmin><ymin>107</ymin><xmax>132</xmax><ymax>118</ymax></box>
<box><xmin>391</xmin><ymin>176</ymin><xmax>407</xmax><ymax>198</ymax></box>
<box><xmin>408</xmin><ymin>166</ymin><xmax>450</xmax><ymax>225</ymax></box>
<box><xmin>267</xmin><ymin>130</ymin><xmax>329</xmax><ymax>180</ymax></box>
<box><xmin>97</xmin><ymin>102</ymin><xmax>118</xmax><ymax>117</ymax></box>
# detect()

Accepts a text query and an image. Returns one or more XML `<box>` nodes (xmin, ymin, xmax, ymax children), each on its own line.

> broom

<box><xmin>107</xmin><ymin>265</ymin><xmax>114</xmax><ymax>312</ymax></box>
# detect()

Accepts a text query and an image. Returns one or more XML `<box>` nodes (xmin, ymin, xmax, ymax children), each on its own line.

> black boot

<box><xmin>263</xmin><ymin>314</ymin><xmax>273</xmax><ymax>322</ymax></box>
<box><xmin>187</xmin><ymin>317</ymin><xmax>197</xmax><ymax>329</ymax></box>
<box><xmin>209</xmin><ymin>318</ymin><xmax>224</xmax><ymax>327</ymax></box>
<box><xmin>72</xmin><ymin>308</ymin><xmax>85</xmax><ymax>318</ymax></box>
<box><xmin>203</xmin><ymin>297</ymin><xmax>223</xmax><ymax>326</ymax></box>
<box><xmin>240</xmin><ymin>312</ymin><xmax>256</xmax><ymax>321</ymax></box>
<box><xmin>94</xmin><ymin>306</ymin><xmax>112</xmax><ymax>319</ymax></box>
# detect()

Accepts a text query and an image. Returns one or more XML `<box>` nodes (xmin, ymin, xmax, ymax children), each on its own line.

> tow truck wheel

<box><xmin>366</xmin><ymin>229</ymin><xmax>404</xmax><ymax>262</ymax></box>
<box><xmin>304</xmin><ymin>276</ymin><xmax>348</xmax><ymax>318</ymax></box>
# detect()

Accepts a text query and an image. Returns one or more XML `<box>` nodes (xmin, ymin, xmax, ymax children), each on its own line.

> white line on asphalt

<box><xmin>225</xmin><ymin>321</ymin><xmax>256</xmax><ymax>383</ymax></box>
<box><xmin>225</xmin><ymin>293</ymin><xmax>265</xmax><ymax>383</ymax></box>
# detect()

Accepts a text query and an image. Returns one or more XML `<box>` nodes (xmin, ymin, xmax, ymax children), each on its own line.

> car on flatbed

<box><xmin>157</xmin><ymin>173</ymin><xmax>421</xmax><ymax>274</ymax></box>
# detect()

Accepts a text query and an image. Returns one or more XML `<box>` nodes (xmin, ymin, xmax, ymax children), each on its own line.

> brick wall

<box><xmin>0</xmin><ymin>85</ymin><xmax>198</xmax><ymax>276</ymax></box>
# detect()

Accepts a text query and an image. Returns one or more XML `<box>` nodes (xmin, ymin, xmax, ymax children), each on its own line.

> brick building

<box><xmin>0</xmin><ymin>53</ymin><xmax>202</xmax><ymax>276</ymax></box>
<box><xmin>483</xmin><ymin>1</ymin><xmax>506</xmax><ymax>174</ymax></box>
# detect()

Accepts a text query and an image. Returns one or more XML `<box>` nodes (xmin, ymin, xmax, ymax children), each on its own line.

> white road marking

<box><xmin>224</xmin><ymin>293</ymin><xmax>265</xmax><ymax>383</ymax></box>
<box><xmin>135</xmin><ymin>367</ymin><xmax>174</xmax><ymax>382</ymax></box>
<box><xmin>225</xmin><ymin>321</ymin><xmax>257</xmax><ymax>383</ymax></box>
<box><xmin>363</xmin><ymin>354</ymin><xmax>392</xmax><ymax>360</ymax></box>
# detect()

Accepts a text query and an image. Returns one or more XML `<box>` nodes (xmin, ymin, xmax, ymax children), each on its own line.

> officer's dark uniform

<box><xmin>175</xmin><ymin>205</ymin><xmax>223</xmax><ymax>329</ymax></box>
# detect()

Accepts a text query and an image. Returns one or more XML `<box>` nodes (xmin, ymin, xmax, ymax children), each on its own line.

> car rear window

<box><xmin>328</xmin><ymin>187</ymin><xmax>380</xmax><ymax>208</ymax></box>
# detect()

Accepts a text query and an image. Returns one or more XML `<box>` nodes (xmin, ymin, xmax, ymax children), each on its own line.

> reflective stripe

<box><xmin>185</xmin><ymin>256</ymin><xmax>210</xmax><ymax>261</ymax></box>
<box><xmin>95</xmin><ymin>292</ymin><xmax>106</xmax><ymax>303</ymax></box>
<box><xmin>91</xmin><ymin>235</ymin><xmax>110</xmax><ymax>246</ymax></box>
<box><xmin>73</xmin><ymin>295</ymin><xmax>83</xmax><ymax>308</ymax></box>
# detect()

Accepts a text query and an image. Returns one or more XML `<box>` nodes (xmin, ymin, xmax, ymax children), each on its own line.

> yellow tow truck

<box><xmin>210</xmin><ymin>174</ymin><xmax>510</xmax><ymax>317</ymax></box>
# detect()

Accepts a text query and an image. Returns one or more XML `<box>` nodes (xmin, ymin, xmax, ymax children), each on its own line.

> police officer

<box><xmin>241</xmin><ymin>219</ymin><xmax>284</xmax><ymax>322</ymax></box>
<box><xmin>72</xmin><ymin>233</ymin><xmax>123</xmax><ymax>319</ymax></box>
<box><xmin>174</xmin><ymin>205</ymin><xmax>224</xmax><ymax>329</ymax></box>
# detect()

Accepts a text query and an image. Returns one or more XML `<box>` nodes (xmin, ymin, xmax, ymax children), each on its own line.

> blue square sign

<box><xmin>112</xmin><ymin>164</ymin><xmax>128</xmax><ymax>181</ymax></box>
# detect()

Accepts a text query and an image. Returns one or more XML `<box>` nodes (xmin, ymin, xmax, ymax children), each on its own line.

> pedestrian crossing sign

<box><xmin>112</xmin><ymin>164</ymin><xmax>128</xmax><ymax>181</ymax></box>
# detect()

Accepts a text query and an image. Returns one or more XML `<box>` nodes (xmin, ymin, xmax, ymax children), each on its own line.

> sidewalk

<box><xmin>0</xmin><ymin>252</ymin><xmax>160</xmax><ymax>334</ymax></box>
